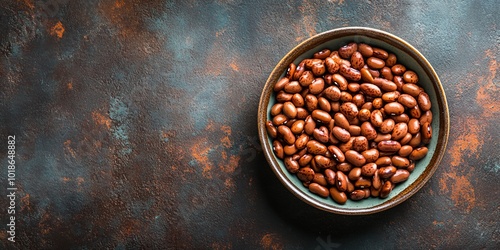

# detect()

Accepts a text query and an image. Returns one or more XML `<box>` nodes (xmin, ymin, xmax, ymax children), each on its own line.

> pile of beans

<box><xmin>266</xmin><ymin>42</ymin><xmax>433</xmax><ymax>204</ymax></box>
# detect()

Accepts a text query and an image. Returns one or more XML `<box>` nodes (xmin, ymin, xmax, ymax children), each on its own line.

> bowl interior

<box><xmin>258</xmin><ymin>27</ymin><xmax>449</xmax><ymax>215</ymax></box>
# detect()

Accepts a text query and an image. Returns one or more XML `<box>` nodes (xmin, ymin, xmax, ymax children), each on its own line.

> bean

<box><xmin>392</xmin><ymin>155</ymin><xmax>410</xmax><ymax>168</ymax></box>
<box><xmin>276</xmin><ymin>91</ymin><xmax>293</xmax><ymax>102</ymax></box>
<box><xmin>380</xmin><ymin>181</ymin><xmax>393</xmax><ymax>198</ymax></box>
<box><xmin>386</xmin><ymin>53</ymin><xmax>397</xmax><ymax>67</ymax></box>
<box><xmin>370</xmin><ymin>110</ymin><xmax>384</xmax><ymax>127</ymax></box>
<box><xmin>282</xmin><ymin>102</ymin><xmax>297</xmax><ymax>118</ymax></box>
<box><xmin>353</xmin><ymin>136</ymin><xmax>369</xmax><ymax>152</ymax></box>
<box><xmin>328</xmin><ymin>145</ymin><xmax>345</xmax><ymax>162</ymax></box>
<box><xmin>362</xmin><ymin>148</ymin><xmax>380</xmax><ymax>163</ymax></box>
<box><xmin>332</xmin><ymin>126</ymin><xmax>351</xmax><ymax>142</ymax></box>
<box><xmin>330</xmin><ymin>187</ymin><xmax>347</xmax><ymax>204</ymax></box>
<box><xmin>391</xmin><ymin>64</ymin><xmax>406</xmax><ymax>75</ymax></box>
<box><xmin>297</xmin><ymin>167</ymin><xmax>315</xmax><ymax>182</ymax></box>
<box><xmin>309</xmin><ymin>183</ymin><xmax>329</xmax><ymax>198</ymax></box>
<box><xmin>378</xmin><ymin>166</ymin><xmax>397</xmax><ymax>179</ymax></box>
<box><xmin>373</xmin><ymin>78</ymin><xmax>398</xmax><ymax>92</ymax></box>
<box><xmin>306</xmin><ymin>140</ymin><xmax>328</xmax><ymax>155</ymax></box>
<box><xmin>284</xmin><ymin>156</ymin><xmax>300</xmax><ymax>173</ymax></box>
<box><xmin>358</xmin><ymin>43</ymin><xmax>373</xmax><ymax>57</ymax></box>
<box><xmin>355</xmin><ymin>177</ymin><xmax>372</xmax><ymax>188</ymax></box>
<box><xmin>418</xmin><ymin>92</ymin><xmax>432</xmax><ymax>111</ymax></box>
<box><xmin>348</xmin><ymin>167</ymin><xmax>362</xmax><ymax>181</ymax></box>
<box><xmin>339</xmin><ymin>64</ymin><xmax>362</xmax><ymax>81</ymax></box>
<box><xmin>284</xmin><ymin>80</ymin><xmax>302</xmax><ymax>94</ymax></box>
<box><xmin>351</xmin><ymin>51</ymin><xmax>365</xmax><ymax>70</ymax></box>
<box><xmin>311</xmin><ymin>62</ymin><xmax>326</xmax><ymax>76</ymax></box>
<box><xmin>367</xmin><ymin>57</ymin><xmax>385</xmax><ymax>69</ymax></box>
<box><xmin>380</xmin><ymin>119</ymin><xmax>395</xmax><ymax>134</ymax></box>
<box><xmin>274</xmin><ymin>77</ymin><xmax>289</xmax><ymax>92</ymax></box>
<box><xmin>349</xmin><ymin>125</ymin><xmax>362</xmax><ymax>136</ymax></box>
<box><xmin>283</xmin><ymin>144</ymin><xmax>298</xmax><ymax>155</ymax></box>
<box><xmin>380</xmin><ymin>66</ymin><xmax>394</xmax><ymax>80</ymax></box>
<box><xmin>273</xmin><ymin>140</ymin><xmax>284</xmax><ymax>159</ymax></box>
<box><xmin>398</xmin><ymin>145</ymin><xmax>413</xmax><ymax>157</ymax></box>
<box><xmin>409</xmin><ymin>147</ymin><xmax>428</xmax><ymax>161</ymax></box>
<box><xmin>299</xmin><ymin>154</ymin><xmax>313</xmax><ymax>167</ymax></box>
<box><xmin>299</xmin><ymin>71</ymin><xmax>314</xmax><ymax>86</ymax></box>
<box><xmin>372</xmin><ymin>47</ymin><xmax>389</xmax><ymax>59</ymax></box>
<box><xmin>314</xmin><ymin>155</ymin><xmax>332</xmax><ymax>169</ymax></box>
<box><xmin>361</xmin><ymin>121</ymin><xmax>377</xmax><ymax>140</ymax></box>
<box><xmin>345</xmin><ymin>150</ymin><xmax>367</xmax><ymax>167</ymax></box>
<box><xmin>338</xmin><ymin>42</ymin><xmax>358</xmax><ymax>59</ymax></box>
<box><xmin>378</xmin><ymin>140</ymin><xmax>401</xmax><ymax>152</ymax></box>
<box><xmin>340</xmin><ymin>102</ymin><xmax>359</xmax><ymax>120</ymax></box>
<box><xmin>391</xmin><ymin>122</ymin><xmax>408</xmax><ymax>141</ymax></box>
<box><xmin>292</xmin><ymin>93</ymin><xmax>305</xmax><ymax>107</ymax></box>
<box><xmin>314</xmin><ymin>49</ymin><xmax>331</xmax><ymax>59</ymax></box>
<box><xmin>403</xmin><ymin>70</ymin><xmax>419</xmax><ymax>84</ymax></box>
<box><xmin>350</xmin><ymin>189</ymin><xmax>366</xmax><ymax>200</ymax></box>
<box><xmin>382</xmin><ymin>91</ymin><xmax>400</xmax><ymax>103</ymax></box>
<box><xmin>313</xmin><ymin>126</ymin><xmax>329</xmax><ymax>144</ymax></box>
<box><xmin>295</xmin><ymin>133</ymin><xmax>309</xmax><ymax>149</ymax></box>
<box><xmin>372</xmin><ymin>171</ymin><xmax>382</xmax><ymax>190</ymax></box>
<box><xmin>402</xmin><ymin>83</ymin><xmax>422</xmax><ymax>97</ymax></box>
<box><xmin>304</xmin><ymin>115</ymin><xmax>316</xmax><ymax>135</ymax></box>
<box><xmin>360</xmin><ymin>67</ymin><xmax>374</xmax><ymax>83</ymax></box>
<box><xmin>361</xmin><ymin>162</ymin><xmax>378</xmax><ymax>177</ymax></box>
<box><xmin>390</xmin><ymin>169</ymin><xmax>410</xmax><ymax>183</ymax></box>
<box><xmin>323</xmin><ymin>86</ymin><xmax>341</xmax><ymax>101</ymax></box>
<box><xmin>336</xmin><ymin>171</ymin><xmax>349</xmax><ymax>192</ymax></box>
<box><xmin>421</xmin><ymin>122</ymin><xmax>432</xmax><ymax>141</ymax></box>
<box><xmin>360</xmin><ymin>83</ymin><xmax>382</xmax><ymax>97</ymax></box>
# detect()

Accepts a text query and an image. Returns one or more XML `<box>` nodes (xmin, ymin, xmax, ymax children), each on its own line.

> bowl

<box><xmin>257</xmin><ymin>27</ymin><xmax>450</xmax><ymax>215</ymax></box>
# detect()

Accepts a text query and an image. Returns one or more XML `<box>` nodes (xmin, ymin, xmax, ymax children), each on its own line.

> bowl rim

<box><xmin>258</xmin><ymin>26</ymin><xmax>450</xmax><ymax>215</ymax></box>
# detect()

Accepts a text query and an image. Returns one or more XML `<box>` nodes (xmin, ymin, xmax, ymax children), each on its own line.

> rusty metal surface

<box><xmin>0</xmin><ymin>0</ymin><xmax>498</xmax><ymax>249</ymax></box>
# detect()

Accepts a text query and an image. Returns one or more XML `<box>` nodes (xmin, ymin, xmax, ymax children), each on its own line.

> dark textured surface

<box><xmin>0</xmin><ymin>0</ymin><xmax>498</xmax><ymax>249</ymax></box>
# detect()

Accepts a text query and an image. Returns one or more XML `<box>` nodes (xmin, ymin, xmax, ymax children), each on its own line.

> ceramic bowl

<box><xmin>257</xmin><ymin>27</ymin><xmax>450</xmax><ymax>215</ymax></box>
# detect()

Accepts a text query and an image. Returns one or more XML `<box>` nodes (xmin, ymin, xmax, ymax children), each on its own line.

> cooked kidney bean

<box><xmin>267</xmin><ymin>42</ymin><xmax>433</xmax><ymax>204</ymax></box>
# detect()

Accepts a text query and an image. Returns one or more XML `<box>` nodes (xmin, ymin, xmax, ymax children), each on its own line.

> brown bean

<box><xmin>400</xmin><ymin>132</ymin><xmax>413</xmax><ymax>145</ymax></box>
<box><xmin>333</xmin><ymin>113</ymin><xmax>350</xmax><ymax>130</ymax></box>
<box><xmin>276</xmin><ymin>91</ymin><xmax>293</xmax><ymax>102</ymax></box>
<box><xmin>284</xmin><ymin>156</ymin><xmax>300</xmax><ymax>173</ymax></box>
<box><xmin>378</xmin><ymin>166</ymin><xmax>397</xmax><ymax>179</ymax></box>
<box><xmin>273</xmin><ymin>140</ymin><xmax>284</xmax><ymax>159</ymax></box>
<box><xmin>367</xmin><ymin>57</ymin><xmax>385</xmax><ymax>69</ymax></box>
<box><xmin>372</xmin><ymin>171</ymin><xmax>382</xmax><ymax>190</ymax></box>
<box><xmin>409</xmin><ymin>105</ymin><xmax>422</xmax><ymax>119</ymax></box>
<box><xmin>392</xmin><ymin>113</ymin><xmax>410</xmax><ymax>123</ymax></box>
<box><xmin>336</xmin><ymin>162</ymin><xmax>352</xmax><ymax>172</ymax></box>
<box><xmin>372</xmin><ymin>98</ymin><xmax>384</xmax><ymax>109</ymax></box>
<box><xmin>353</xmin><ymin>136</ymin><xmax>369</xmax><ymax>152</ymax></box>
<box><xmin>384</xmin><ymin>102</ymin><xmax>405</xmax><ymax>115</ymax></box>
<box><xmin>375</xmin><ymin>156</ymin><xmax>392</xmax><ymax>166</ymax></box>
<box><xmin>304</xmin><ymin>116</ymin><xmax>316</xmax><ymax>135</ymax></box>
<box><xmin>323</xmin><ymin>57</ymin><xmax>339</xmax><ymax>74</ymax></box>
<box><xmin>304</xmin><ymin>94</ymin><xmax>318</xmax><ymax>112</ymax></box>
<box><xmin>340</xmin><ymin>102</ymin><xmax>359</xmax><ymax>120</ymax></box>
<box><xmin>336</xmin><ymin>171</ymin><xmax>349</xmax><ymax>192</ymax></box>
<box><xmin>421</xmin><ymin>122</ymin><xmax>432</xmax><ymax>144</ymax></box>
<box><xmin>403</xmin><ymin>70</ymin><xmax>419</xmax><ymax>84</ymax></box>
<box><xmin>408</xmin><ymin>132</ymin><xmax>422</xmax><ymax>148</ymax></box>
<box><xmin>338</xmin><ymin>42</ymin><xmax>358</xmax><ymax>59</ymax></box>
<box><xmin>350</xmin><ymin>51</ymin><xmax>365</xmax><ymax>70</ymax></box>
<box><xmin>372</xmin><ymin>47</ymin><xmax>389</xmax><ymax>59</ymax></box>
<box><xmin>313</xmin><ymin>49</ymin><xmax>331</xmax><ymax>59</ymax></box>
<box><xmin>330</xmin><ymin>74</ymin><xmax>347</xmax><ymax>91</ymax></box>
<box><xmin>391</xmin><ymin>156</ymin><xmax>410</xmax><ymax>168</ymax></box>
<box><xmin>283</xmin><ymin>144</ymin><xmax>298</xmax><ymax>155</ymax></box>
<box><xmin>330</xmin><ymin>187</ymin><xmax>347</xmax><ymax>204</ymax></box>
<box><xmin>299</xmin><ymin>71</ymin><xmax>314</xmax><ymax>86</ymax></box>
<box><xmin>274</xmin><ymin>77</ymin><xmax>289</xmax><ymax>92</ymax></box>
<box><xmin>391</xmin><ymin>64</ymin><xmax>406</xmax><ymax>75</ymax></box>
<box><xmin>407</xmin><ymin>118</ymin><xmax>420</xmax><ymax>134</ymax></box>
<box><xmin>323</xmin><ymin>86</ymin><xmax>341</xmax><ymax>101</ymax></box>
<box><xmin>311</xmin><ymin>109</ymin><xmax>331</xmax><ymax>124</ymax></box>
<box><xmin>345</xmin><ymin>150</ymin><xmax>367</xmax><ymax>167</ymax></box>
<box><xmin>418</xmin><ymin>92</ymin><xmax>432</xmax><ymax>111</ymax></box>
<box><xmin>379</xmin><ymin>119</ymin><xmax>395</xmax><ymax>134</ymax></box>
<box><xmin>358</xmin><ymin>43</ymin><xmax>373</xmax><ymax>57</ymax></box>
<box><xmin>282</xmin><ymin>102</ymin><xmax>298</xmax><ymax>118</ymax></box>
<box><xmin>297</xmin><ymin>167</ymin><xmax>315</xmax><ymax>182</ymax></box>
<box><xmin>368</xmin><ymin>68</ymin><xmax>380</xmax><ymax>78</ymax></box>
<box><xmin>325</xmin><ymin>169</ymin><xmax>336</xmax><ymax>185</ymax></box>
<box><xmin>370</xmin><ymin>110</ymin><xmax>384</xmax><ymax>127</ymax></box>
<box><xmin>352</xmin><ymin>93</ymin><xmax>365</xmax><ymax>107</ymax></box>
<box><xmin>380</xmin><ymin>66</ymin><xmax>394</xmax><ymax>80</ymax></box>
<box><xmin>309</xmin><ymin>78</ymin><xmax>325</xmax><ymax>94</ymax></box>
<box><xmin>398</xmin><ymin>94</ymin><xmax>417</xmax><ymax>108</ymax></box>
<box><xmin>398</xmin><ymin>145</ymin><xmax>413</xmax><ymax>157</ymax></box>
<box><xmin>361</xmin><ymin>121</ymin><xmax>378</xmax><ymax>140</ymax></box>
<box><xmin>358</xmin><ymin>109</ymin><xmax>371</xmax><ymax>122</ymax></box>
<box><xmin>313</xmin><ymin>126</ymin><xmax>329</xmax><ymax>144</ymax></box>
<box><xmin>298</xmin><ymin>153</ymin><xmax>313</xmax><ymax>167</ymax></box>
<box><xmin>380</xmin><ymin>180</ymin><xmax>393</xmax><ymax>198</ymax></box>
<box><xmin>340</xmin><ymin>91</ymin><xmax>353</xmax><ymax>102</ymax></box>
<box><xmin>349</xmin><ymin>125</ymin><xmax>362</xmax><ymax>136</ymax></box>
<box><xmin>360</xmin><ymin>67</ymin><xmax>374</xmax><ymax>83</ymax></box>
<box><xmin>362</xmin><ymin>148</ymin><xmax>380</xmax><ymax>163</ymax></box>
<box><xmin>306</xmin><ymin>140</ymin><xmax>328</xmax><ymax>155</ymax></box>
<box><xmin>378</xmin><ymin>140</ymin><xmax>402</xmax><ymax>152</ymax></box>
<box><xmin>374</xmin><ymin>133</ymin><xmax>392</xmax><ymax>143</ymax></box>
<box><xmin>361</xmin><ymin>162</ymin><xmax>378</xmax><ymax>177</ymax></box>
<box><xmin>292</xmin><ymin>93</ymin><xmax>305</xmax><ymax>107</ymax></box>
<box><xmin>317</xmin><ymin>97</ymin><xmax>331</xmax><ymax>112</ymax></box>
<box><xmin>328</xmin><ymin>145</ymin><xmax>345</xmax><ymax>163</ymax></box>
<box><xmin>382</xmin><ymin>91</ymin><xmax>400</xmax><ymax>103</ymax></box>
<box><xmin>390</xmin><ymin>169</ymin><xmax>410</xmax><ymax>183</ymax></box>
<box><xmin>285</xmin><ymin>63</ymin><xmax>296</xmax><ymax>79</ymax></box>
<box><xmin>385</xmin><ymin>53</ymin><xmax>397</xmax><ymax>67</ymax></box>
<box><xmin>272</xmin><ymin>114</ymin><xmax>288</xmax><ymax>127</ymax></box>
<box><xmin>266</xmin><ymin>121</ymin><xmax>278</xmax><ymax>138</ymax></box>
<box><xmin>309</xmin><ymin>183</ymin><xmax>329</xmax><ymax>198</ymax></box>
<box><xmin>350</xmin><ymin>189</ymin><xmax>366</xmax><ymax>200</ymax></box>
<box><xmin>314</xmin><ymin>155</ymin><xmax>332</xmax><ymax>169</ymax></box>
<box><xmin>339</xmin><ymin>64</ymin><xmax>362</xmax><ymax>81</ymax></box>
<box><xmin>360</xmin><ymin>83</ymin><xmax>382</xmax><ymax>97</ymax></box>
<box><xmin>295</xmin><ymin>133</ymin><xmax>309</xmax><ymax>149</ymax></box>
<box><xmin>355</xmin><ymin>177</ymin><xmax>372</xmax><ymax>188</ymax></box>
<box><xmin>270</xmin><ymin>103</ymin><xmax>283</xmax><ymax>116</ymax></box>
<box><xmin>402</xmin><ymin>83</ymin><xmax>422</xmax><ymax>97</ymax></box>
<box><xmin>284</xmin><ymin>80</ymin><xmax>302</xmax><ymax>94</ymax></box>
<box><xmin>348</xmin><ymin>167</ymin><xmax>362</xmax><ymax>181</ymax></box>
<box><xmin>379</xmin><ymin>79</ymin><xmax>399</xmax><ymax>93</ymax></box>
<box><xmin>292</xmin><ymin>61</ymin><xmax>305</xmax><ymax>81</ymax></box>
<box><xmin>348</xmin><ymin>83</ymin><xmax>361</xmax><ymax>93</ymax></box>
<box><xmin>332</xmin><ymin>126</ymin><xmax>351</xmax><ymax>142</ymax></box>
<box><xmin>420</xmin><ymin>110</ymin><xmax>433</xmax><ymax>125</ymax></box>
<box><xmin>409</xmin><ymin>147</ymin><xmax>428</xmax><ymax>160</ymax></box>
<box><xmin>278</xmin><ymin>125</ymin><xmax>295</xmax><ymax>145</ymax></box>
<box><xmin>391</xmin><ymin>122</ymin><xmax>408</xmax><ymax>141</ymax></box>
<box><xmin>311</xmin><ymin>62</ymin><xmax>326</xmax><ymax>76</ymax></box>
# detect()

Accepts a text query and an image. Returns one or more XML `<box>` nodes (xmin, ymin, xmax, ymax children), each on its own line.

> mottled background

<box><xmin>0</xmin><ymin>0</ymin><xmax>499</xmax><ymax>249</ymax></box>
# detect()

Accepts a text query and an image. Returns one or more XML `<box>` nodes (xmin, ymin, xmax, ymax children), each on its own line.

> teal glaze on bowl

<box><xmin>258</xmin><ymin>27</ymin><xmax>450</xmax><ymax>215</ymax></box>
